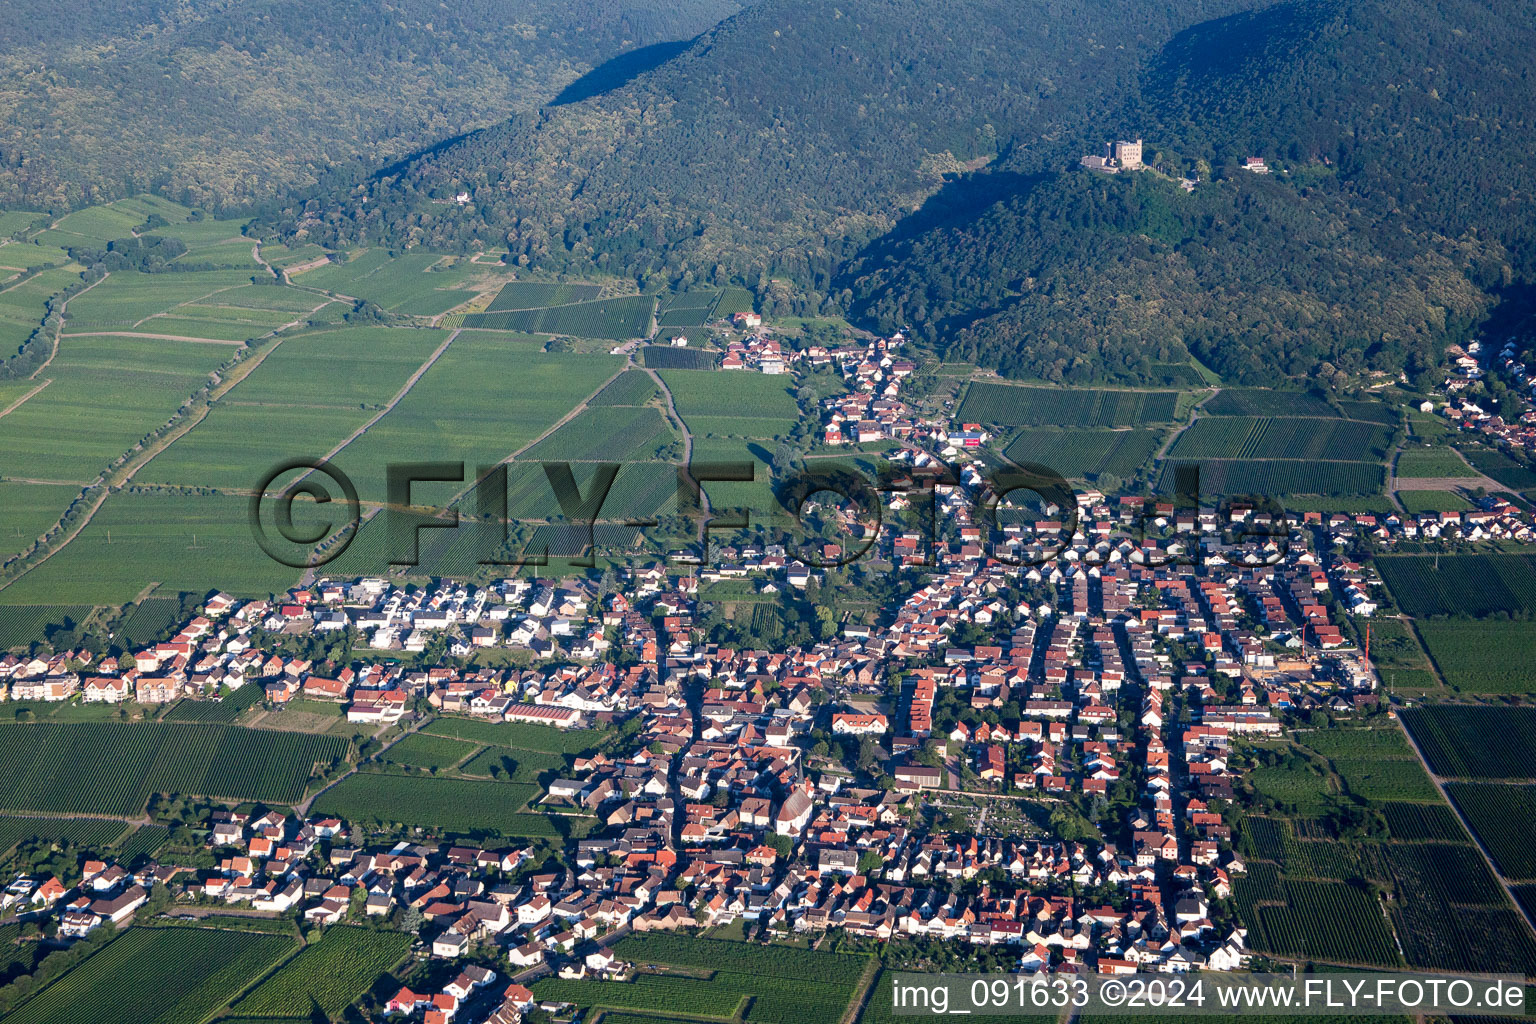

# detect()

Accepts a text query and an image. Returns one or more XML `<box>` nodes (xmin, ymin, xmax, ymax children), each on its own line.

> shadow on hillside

<box><xmin>550</xmin><ymin>38</ymin><xmax>695</xmax><ymax>106</ymax></box>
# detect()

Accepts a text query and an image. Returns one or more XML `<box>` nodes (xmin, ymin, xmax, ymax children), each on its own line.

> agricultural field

<box><xmin>589</xmin><ymin>369</ymin><xmax>660</xmax><ymax>407</ymax></box>
<box><xmin>1203</xmin><ymin>389</ymin><xmax>1339</xmax><ymax>417</ymax></box>
<box><xmin>0</xmin><ymin>335</ymin><xmax>229</xmax><ymax>483</ymax></box>
<box><xmin>1396</xmin><ymin>489</ymin><xmax>1474</xmax><ymax>513</ymax></box>
<box><xmin>310</xmin><ymin>772</ymin><xmax>553</xmax><ymax>836</ymax></box>
<box><xmin>1245</xmin><ymin>878</ymin><xmax>1401</xmax><ymax>965</ymax></box>
<box><xmin>0</xmin><ymin>482</ymin><xmax>80</xmax><ymax>558</ymax></box>
<box><xmin>0</xmin><ymin>722</ymin><xmax>348</xmax><ymax>814</ymax></box>
<box><xmin>1379</xmin><ymin>800</ymin><xmax>1467</xmax><ymax>842</ymax></box>
<box><xmin>457</xmin><ymin>746</ymin><xmax>567</xmax><ymax>783</ymax></box>
<box><xmin>0</xmin><ymin>815</ymin><xmax>128</xmax><ymax>856</ymax></box>
<box><xmin>1400</xmin><ymin>705</ymin><xmax>1536</xmax><ymax>778</ymax></box>
<box><xmin>485</xmin><ymin>281</ymin><xmax>603</xmax><ymax>310</ymax></box>
<box><xmin>1157</xmin><ymin>459</ymin><xmax>1385</xmax><ymax>497</ymax></box>
<box><xmin>1376</xmin><ymin>553</ymin><xmax>1536</xmax><ymax>618</ymax></box>
<box><xmin>112</xmin><ymin>822</ymin><xmax>172</xmax><ymax>863</ymax></box>
<box><xmin>1361</xmin><ymin>618</ymin><xmax>1439</xmax><ymax>693</ymax></box>
<box><xmin>292</xmin><ymin>250</ymin><xmax>483</xmax><ymax>316</ymax></box>
<box><xmin>258</xmin><ymin>241</ymin><xmax>330</xmax><ymax>270</ymax></box>
<box><xmin>657</xmin><ymin>369</ymin><xmax>798</xmax><ymax>428</ymax></box>
<box><xmin>957</xmin><ymin>382</ymin><xmax>1180</xmax><ymax>427</ymax></box>
<box><xmin>538</xmin><ymin>936</ymin><xmax>868</xmax><ymax>1024</ymax></box>
<box><xmin>330</xmin><ymin>335</ymin><xmax>621</xmax><ymax>503</ymax></box>
<box><xmin>1166</xmin><ymin>416</ymin><xmax>1391</xmax><ymax>462</ymax></box>
<box><xmin>0</xmin><ymin>604</ymin><xmax>94</xmax><ymax>651</ymax></box>
<box><xmin>233</xmin><ymin>926</ymin><xmax>411</xmax><ymax>1020</ymax></box>
<box><xmin>1248</xmin><ymin>760</ymin><xmax>1336</xmax><ymax>816</ymax></box>
<box><xmin>116</xmin><ymin>596</ymin><xmax>184</xmax><ymax>647</ymax></box>
<box><xmin>642</xmin><ymin>345</ymin><xmax>717</xmax><ymax>369</ymax></box>
<box><xmin>1330</xmin><ymin>755</ymin><xmax>1438</xmax><ymax>801</ymax></box>
<box><xmin>162</xmin><ymin>683</ymin><xmax>264</xmax><ymax>722</ymax></box>
<box><xmin>142</xmin><ymin>326</ymin><xmax>441</xmax><ymax>490</ymax></box>
<box><xmin>377</xmin><ymin>732</ymin><xmax>478</xmax><ymax>771</ymax></box>
<box><xmin>1382</xmin><ymin>842</ymin><xmax>1536</xmax><ymax>974</ymax></box>
<box><xmin>1462</xmin><ymin>445</ymin><xmax>1536</xmax><ymax>490</ymax></box>
<box><xmin>420</xmin><ymin>716</ymin><xmax>604</xmax><ymax>754</ymax></box>
<box><xmin>1002</xmin><ymin>428</ymin><xmax>1159</xmax><ymax>481</ymax></box>
<box><xmin>1447</xmin><ymin>783</ymin><xmax>1536</xmax><ymax>880</ymax></box>
<box><xmin>63</xmin><ymin>269</ymin><xmax>257</xmax><ymax>327</ymax></box>
<box><xmin>1395</xmin><ymin>447</ymin><xmax>1478</xmax><ymax>477</ymax></box>
<box><xmin>462</xmin><ymin>294</ymin><xmax>654</xmax><ymax>338</ymax></box>
<box><xmin>520</xmin><ymin>405</ymin><xmax>677</xmax><ymax>463</ymax></box>
<box><xmin>1</xmin><ymin>925</ymin><xmax>296</xmax><ymax>1024</ymax></box>
<box><xmin>0</xmin><ymin>492</ymin><xmax>303</xmax><ymax>606</ymax></box>
<box><xmin>1413</xmin><ymin>620</ymin><xmax>1536</xmax><ymax>694</ymax></box>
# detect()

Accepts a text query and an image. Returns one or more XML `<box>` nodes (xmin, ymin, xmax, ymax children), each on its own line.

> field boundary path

<box><xmin>641</xmin><ymin>359</ymin><xmax>710</xmax><ymax>521</ymax></box>
<box><xmin>0</xmin><ymin>379</ymin><xmax>50</xmax><ymax>419</ymax></box>
<box><xmin>1396</xmin><ymin>714</ymin><xmax>1536</xmax><ymax>940</ymax></box>
<box><xmin>295</xmin><ymin>715</ymin><xmax>427</xmax><ymax>816</ymax></box>
<box><xmin>317</xmin><ymin>328</ymin><xmax>462</xmax><ymax>465</ymax></box>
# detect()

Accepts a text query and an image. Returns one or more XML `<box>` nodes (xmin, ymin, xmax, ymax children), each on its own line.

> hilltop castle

<box><xmin>1081</xmin><ymin>138</ymin><xmax>1143</xmax><ymax>173</ymax></box>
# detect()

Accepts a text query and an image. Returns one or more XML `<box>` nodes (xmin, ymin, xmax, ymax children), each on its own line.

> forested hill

<box><xmin>844</xmin><ymin>0</ymin><xmax>1536</xmax><ymax>387</ymax></box>
<box><xmin>258</xmin><ymin>0</ymin><xmax>1256</xmax><ymax>285</ymax></box>
<box><xmin>0</xmin><ymin>0</ymin><xmax>742</xmax><ymax>209</ymax></box>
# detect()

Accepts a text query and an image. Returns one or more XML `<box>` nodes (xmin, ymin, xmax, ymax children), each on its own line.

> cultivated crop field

<box><xmin>958</xmin><ymin>382</ymin><xmax>1179</xmax><ymax>427</ymax></box>
<box><xmin>1463</xmin><ymin>445</ymin><xmax>1536</xmax><ymax>489</ymax></box>
<box><xmin>1157</xmin><ymin>459</ymin><xmax>1385</xmax><ymax>497</ymax></box>
<box><xmin>589</xmin><ymin>369</ymin><xmax>660</xmax><ymax>407</ymax></box>
<box><xmin>0</xmin><ymin>492</ymin><xmax>304</xmax><ymax>605</ymax></box>
<box><xmin>1379</xmin><ymin>801</ymin><xmax>1467</xmax><ymax>842</ymax></box>
<box><xmin>63</xmin><ymin>269</ymin><xmax>257</xmax><ymax>326</ymax></box>
<box><xmin>0</xmin><ymin>722</ymin><xmax>347</xmax><ymax>813</ymax></box>
<box><xmin>233</xmin><ymin>926</ymin><xmax>410</xmax><ymax>1020</ymax></box>
<box><xmin>0</xmin><ymin>815</ymin><xmax>128</xmax><ymax>855</ymax></box>
<box><xmin>311</xmin><ymin>772</ymin><xmax>550</xmax><ymax>836</ymax></box>
<box><xmin>0</xmin><ymin>482</ymin><xmax>81</xmax><ymax>560</ymax></box>
<box><xmin>293</xmin><ymin>249</ymin><xmax>482</xmax><ymax>315</ymax></box>
<box><xmin>331</xmin><ymin>336</ymin><xmax>621</xmax><ymax>503</ymax></box>
<box><xmin>1167</xmin><ymin>416</ymin><xmax>1391</xmax><ymax>462</ymax></box>
<box><xmin>1003</xmin><ymin>428</ymin><xmax>1159</xmax><ymax>480</ymax></box>
<box><xmin>1412</xmin><ymin>620</ymin><xmax>1536</xmax><ymax>694</ymax></box>
<box><xmin>1400</xmin><ymin>705</ymin><xmax>1536</xmax><ymax>778</ymax></box>
<box><xmin>1245</xmin><ymin>878</ymin><xmax>1401</xmax><ymax>965</ymax></box>
<box><xmin>1376</xmin><ymin>553</ymin><xmax>1536</xmax><ymax>618</ymax></box>
<box><xmin>1396</xmin><ymin>489</ymin><xmax>1473</xmax><ymax>513</ymax></box>
<box><xmin>1383</xmin><ymin>842</ymin><xmax>1536</xmax><ymax>974</ymax></box>
<box><xmin>485</xmin><ymin>281</ymin><xmax>603</xmax><ymax>310</ymax></box>
<box><xmin>539</xmin><ymin>936</ymin><xmax>869</xmax><ymax>1024</ymax></box>
<box><xmin>0</xmin><ymin>335</ymin><xmax>228</xmax><ymax>482</ymax></box>
<box><xmin>422</xmin><ymin>716</ymin><xmax>602</xmax><ymax>754</ymax></box>
<box><xmin>1396</xmin><ymin>448</ymin><xmax>1478</xmax><ymax>477</ymax></box>
<box><xmin>657</xmin><ymin>369</ymin><xmax>798</xmax><ymax>427</ymax></box>
<box><xmin>0</xmin><ymin>604</ymin><xmax>94</xmax><ymax>651</ymax></box>
<box><xmin>642</xmin><ymin>345</ymin><xmax>718</xmax><ymax>369</ymax></box>
<box><xmin>457</xmin><ymin>745</ymin><xmax>567</xmax><ymax>783</ymax></box>
<box><xmin>2</xmin><ymin>925</ymin><xmax>296</xmax><ymax>1024</ymax></box>
<box><xmin>463</xmin><ymin>294</ymin><xmax>654</xmax><ymax>338</ymax></box>
<box><xmin>116</xmin><ymin>596</ymin><xmax>183</xmax><ymax>647</ymax></box>
<box><xmin>520</xmin><ymin>405</ymin><xmax>677</xmax><ymax>463</ymax></box>
<box><xmin>1447</xmin><ymin>783</ymin><xmax>1536</xmax><ymax>879</ymax></box>
<box><xmin>378</xmin><ymin>732</ymin><xmax>478</xmax><ymax>770</ymax></box>
<box><xmin>1203</xmin><ymin>389</ymin><xmax>1339</xmax><ymax>417</ymax></box>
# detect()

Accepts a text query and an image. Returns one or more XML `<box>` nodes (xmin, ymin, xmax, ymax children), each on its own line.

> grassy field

<box><xmin>0</xmin><ymin>335</ymin><xmax>229</xmax><ymax>482</ymax></box>
<box><xmin>0</xmin><ymin>491</ymin><xmax>303</xmax><ymax>605</ymax></box>
<box><xmin>233</xmin><ymin>926</ymin><xmax>410</xmax><ymax>1020</ymax></box>
<box><xmin>1414</xmin><ymin>620</ymin><xmax>1536</xmax><ymax>694</ymax></box>
<box><xmin>958</xmin><ymin>382</ymin><xmax>1180</xmax><ymax>427</ymax></box>
<box><xmin>1</xmin><ymin>925</ymin><xmax>296</xmax><ymax>1024</ymax></box>
<box><xmin>1002</xmin><ymin>428</ymin><xmax>1159</xmax><ymax>480</ymax></box>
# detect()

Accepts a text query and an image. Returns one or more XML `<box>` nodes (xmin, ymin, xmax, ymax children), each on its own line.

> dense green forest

<box><xmin>0</xmin><ymin>0</ymin><xmax>741</xmax><ymax>208</ymax></box>
<box><xmin>845</xmin><ymin>0</ymin><xmax>1535</xmax><ymax>385</ymax></box>
<box><xmin>252</xmin><ymin>0</ymin><xmax>1254</xmax><ymax>281</ymax></box>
